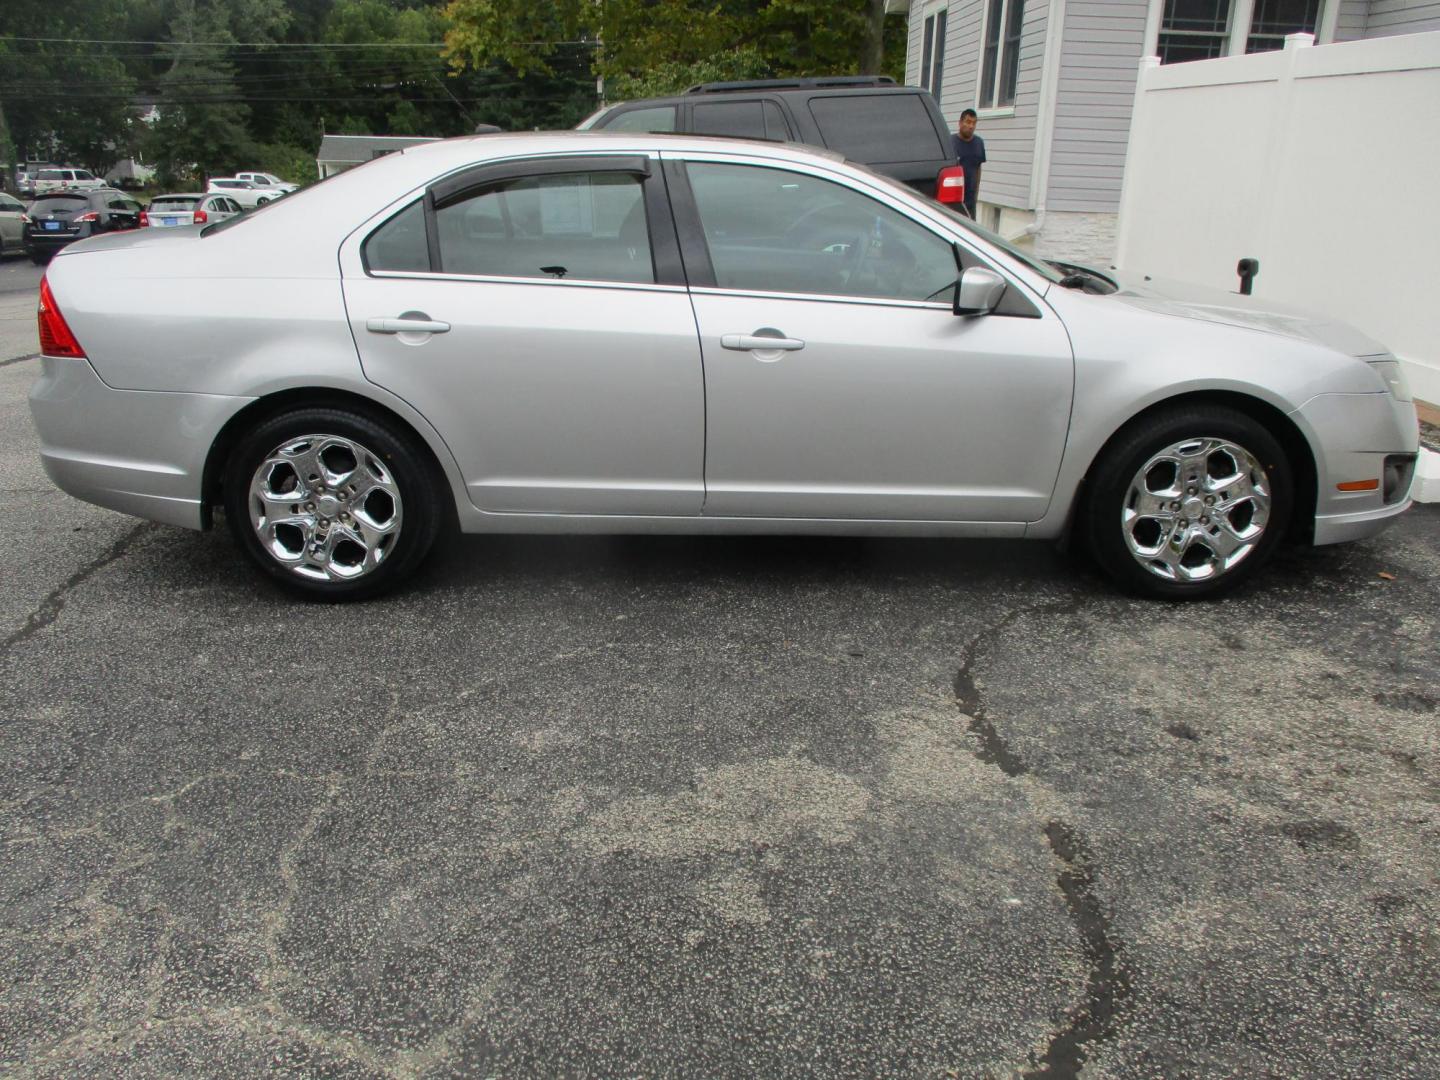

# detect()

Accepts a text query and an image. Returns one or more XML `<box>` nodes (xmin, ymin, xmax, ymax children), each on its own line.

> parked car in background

<box><xmin>32</xmin><ymin>168</ymin><xmax>106</xmax><ymax>196</ymax></box>
<box><xmin>0</xmin><ymin>192</ymin><xmax>27</xmax><ymax>258</ymax></box>
<box><xmin>143</xmin><ymin>193</ymin><xmax>246</xmax><ymax>228</ymax></box>
<box><xmin>206</xmin><ymin>178</ymin><xmax>279</xmax><ymax>208</ymax></box>
<box><xmin>23</xmin><ymin>188</ymin><xmax>143</xmax><ymax>263</ymax></box>
<box><xmin>28</xmin><ymin>133</ymin><xmax>1418</xmax><ymax>601</ymax></box>
<box><xmin>578</xmin><ymin>77</ymin><xmax>958</xmax><ymax>200</ymax></box>
<box><xmin>235</xmin><ymin>171</ymin><xmax>298</xmax><ymax>194</ymax></box>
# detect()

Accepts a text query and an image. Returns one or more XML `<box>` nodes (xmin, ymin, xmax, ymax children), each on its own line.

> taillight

<box><xmin>38</xmin><ymin>277</ymin><xmax>87</xmax><ymax>359</ymax></box>
<box><xmin>75</xmin><ymin>212</ymin><xmax>100</xmax><ymax>223</ymax></box>
<box><xmin>20</xmin><ymin>214</ymin><xmax>31</xmax><ymax>224</ymax></box>
<box><xmin>936</xmin><ymin>166</ymin><xmax>966</xmax><ymax>206</ymax></box>
<box><xmin>139</xmin><ymin>210</ymin><xmax>149</xmax><ymax>227</ymax></box>
<box><xmin>193</xmin><ymin>209</ymin><xmax>208</xmax><ymax>225</ymax></box>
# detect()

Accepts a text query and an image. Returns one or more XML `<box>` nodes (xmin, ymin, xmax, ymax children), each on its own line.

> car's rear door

<box><xmin>340</xmin><ymin>152</ymin><xmax>706</xmax><ymax>516</ymax></box>
<box><xmin>665</xmin><ymin>151</ymin><xmax>1074</xmax><ymax>524</ymax></box>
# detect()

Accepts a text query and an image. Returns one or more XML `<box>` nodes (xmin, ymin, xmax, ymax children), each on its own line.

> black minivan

<box><xmin>23</xmin><ymin>189</ymin><xmax>144</xmax><ymax>264</ymax></box>
<box><xmin>578</xmin><ymin>77</ymin><xmax>956</xmax><ymax>198</ymax></box>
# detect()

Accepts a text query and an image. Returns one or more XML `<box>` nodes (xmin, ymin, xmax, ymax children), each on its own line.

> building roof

<box><xmin>316</xmin><ymin>134</ymin><xmax>440</xmax><ymax>164</ymax></box>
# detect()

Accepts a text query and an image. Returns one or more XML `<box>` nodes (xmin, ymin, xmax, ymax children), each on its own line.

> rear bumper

<box><xmin>29</xmin><ymin>356</ymin><xmax>249</xmax><ymax>530</ymax></box>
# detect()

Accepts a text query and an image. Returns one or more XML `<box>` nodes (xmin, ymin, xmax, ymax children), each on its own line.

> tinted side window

<box><xmin>808</xmin><ymin>94</ymin><xmax>948</xmax><ymax>163</ymax></box>
<box><xmin>435</xmin><ymin>172</ymin><xmax>653</xmax><ymax>284</ymax></box>
<box><xmin>364</xmin><ymin>200</ymin><xmax>430</xmax><ymax>273</ymax></box>
<box><xmin>685</xmin><ymin>162</ymin><xmax>957</xmax><ymax>302</ymax></box>
<box><xmin>692</xmin><ymin>101</ymin><xmax>767</xmax><ymax>139</ymax></box>
<box><xmin>601</xmin><ymin>105</ymin><xmax>677</xmax><ymax>133</ymax></box>
<box><xmin>762</xmin><ymin>101</ymin><xmax>791</xmax><ymax>140</ymax></box>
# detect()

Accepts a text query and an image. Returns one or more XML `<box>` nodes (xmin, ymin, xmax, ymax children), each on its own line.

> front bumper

<box><xmin>1292</xmin><ymin>391</ymin><xmax>1419</xmax><ymax>546</ymax></box>
<box><xmin>29</xmin><ymin>356</ymin><xmax>249</xmax><ymax>530</ymax></box>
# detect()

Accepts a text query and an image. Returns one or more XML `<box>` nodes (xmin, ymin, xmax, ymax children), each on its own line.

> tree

<box><xmin>0</xmin><ymin>0</ymin><xmax>139</xmax><ymax>172</ymax></box>
<box><xmin>441</xmin><ymin>0</ymin><xmax>905</xmax><ymax>95</ymax></box>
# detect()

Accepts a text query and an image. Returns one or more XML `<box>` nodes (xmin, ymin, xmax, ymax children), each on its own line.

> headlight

<box><xmin>1367</xmin><ymin>358</ymin><xmax>1412</xmax><ymax>402</ymax></box>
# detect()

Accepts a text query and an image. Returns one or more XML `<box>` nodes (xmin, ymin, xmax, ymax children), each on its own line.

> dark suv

<box><xmin>23</xmin><ymin>188</ymin><xmax>144</xmax><ymax>264</ymax></box>
<box><xmin>578</xmin><ymin>77</ymin><xmax>954</xmax><ymax>196</ymax></box>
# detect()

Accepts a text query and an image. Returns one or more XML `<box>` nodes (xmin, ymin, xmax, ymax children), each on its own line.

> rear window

<box><xmin>151</xmin><ymin>197</ymin><xmax>200</xmax><ymax>211</ymax></box>
<box><xmin>32</xmin><ymin>194</ymin><xmax>89</xmax><ymax>210</ymax></box>
<box><xmin>808</xmin><ymin>93</ymin><xmax>947</xmax><ymax>164</ymax></box>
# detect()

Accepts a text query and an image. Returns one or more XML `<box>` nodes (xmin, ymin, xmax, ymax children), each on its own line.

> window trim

<box><xmin>919</xmin><ymin>5</ymin><xmax>949</xmax><ymax>102</ymax></box>
<box><xmin>361</xmin><ymin>153</ymin><xmax>684</xmax><ymax>287</ymax></box>
<box><xmin>1146</xmin><ymin>0</ymin><xmax>1329</xmax><ymax>61</ymax></box>
<box><xmin>666</xmin><ymin>154</ymin><xmax>1033</xmax><ymax>313</ymax></box>
<box><xmin>976</xmin><ymin>0</ymin><xmax>1025</xmax><ymax>108</ymax></box>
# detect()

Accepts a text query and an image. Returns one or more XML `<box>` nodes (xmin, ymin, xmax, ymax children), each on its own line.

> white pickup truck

<box><xmin>234</xmin><ymin>171</ymin><xmax>298</xmax><ymax>194</ymax></box>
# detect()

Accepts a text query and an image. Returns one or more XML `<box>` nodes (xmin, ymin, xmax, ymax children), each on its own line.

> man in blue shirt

<box><xmin>950</xmin><ymin>108</ymin><xmax>985</xmax><ymax>220</ymax></box>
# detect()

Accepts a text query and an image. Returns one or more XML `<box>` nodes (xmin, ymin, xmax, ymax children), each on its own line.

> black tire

<box><xmin>256</xmin><ymin>196</ymin><xmax>270</xmax><ymax>205</ymax></box>
<box><xmin>222</xmin><ymin>406</ymin><xmax>447</xmax><ymax>600</ymax></box>
<box><xmin>30</xmin><ymin>252</ymin><xmax>49</xmax><ymax>265</ymax></box>
<box><xmin>1083</xmin><ymin>405</ymin><xmax>1294</xmax><ymax>600</ymax></box>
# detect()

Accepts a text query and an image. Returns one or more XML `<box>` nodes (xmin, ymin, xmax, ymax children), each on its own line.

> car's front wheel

<box><xmin>1084</xmin><ymin>405</ymin><xmax>1294</xmax><ymax>599</ymax></box>
<box><xmin>222</xmin><ymin>407</ymin><xmax>447</xmax><ymax>600</ymax></box>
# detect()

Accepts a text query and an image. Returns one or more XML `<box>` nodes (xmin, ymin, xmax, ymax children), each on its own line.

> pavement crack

<box><xmin>2</xmin><ymin>521</ymin><xmax>156</xmax><ymax>652</ymax></box>
<box><xmin>0</xmin><ymin>352</ymin><xmax>38</xmax><ymax>367</ymax></box>
<box><xmin>1024</xmin><ymin>822</ymin><xmax>1133</xmax><ymax>1078</ymax></box>
<box><xmin>953</xmin><ymin>595</ymin><xmax>1082</xmax><ymax>777</ymax></box>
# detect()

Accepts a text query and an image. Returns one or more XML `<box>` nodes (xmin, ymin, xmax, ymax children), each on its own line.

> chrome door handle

<box><xmin>366</xmin><ymin>317</ymin><xmax>451</xmax><ymax>335</ymax></box>
<box><xmin>721</xmin><ymin>333</ymin><xmax>805</xmax><ymax>352</ymax></box>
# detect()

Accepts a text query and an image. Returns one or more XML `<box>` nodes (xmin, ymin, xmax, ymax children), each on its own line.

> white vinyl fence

<box><xmin>1115</xmin><ymin>31</ymin><xmax>1440</xmax><ymax>403</ymax></box>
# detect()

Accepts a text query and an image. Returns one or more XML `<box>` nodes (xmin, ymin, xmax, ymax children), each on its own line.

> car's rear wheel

<box><xmin>222</xmin><ymin>407</ymin><xmax>446</xmax><ymax>600</ymax></box>
<box><xmin>256</xmin><ymin>196</ymin><xmax>270</xmax><ymax>205</ymax></box>
<box><xmin>1084</xmin><ymin>405</ymin><xmax>1293</xmax><ymax>599</ymax></box>
<box><xmin>30</xmin><ymin>252</ymin><xmax>49</xmax><ymax>265</ymax></box>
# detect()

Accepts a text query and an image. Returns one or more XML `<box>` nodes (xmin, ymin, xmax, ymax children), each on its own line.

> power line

<box><xmin>0</xmin><ymin>35</ymin><xmax>598</xmax><ymax>48</ymax></box>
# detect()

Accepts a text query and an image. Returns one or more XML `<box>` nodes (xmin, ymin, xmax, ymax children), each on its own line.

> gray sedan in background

<box><xmin>28</xmin><ymin>133</ymin><xmax>1419</xmax><ymax>600</ymax></box>
<box><xmin>0</xmin><ymin>191</ymin><xmax>26</xmax><ymax>257</ymax></box>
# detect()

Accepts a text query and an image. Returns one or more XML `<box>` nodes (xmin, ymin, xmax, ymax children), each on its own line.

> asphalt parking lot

<box><xmin>1</xmin><ymin>270</ymin><xmax>1437</xmax><ymax>1078</ymax></box>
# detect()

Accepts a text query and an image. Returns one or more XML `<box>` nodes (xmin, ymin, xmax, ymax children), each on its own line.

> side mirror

<box><xmin>954</xmin><ymin>266</ymin><xmax>1008</xmax><ymax>317</ymax></box>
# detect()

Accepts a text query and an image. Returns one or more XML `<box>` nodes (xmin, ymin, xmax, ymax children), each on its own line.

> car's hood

<box><xmin>1101</xmin><ymin>269</ymin><xmax>1390</xmax><ymax>358</ymax></box>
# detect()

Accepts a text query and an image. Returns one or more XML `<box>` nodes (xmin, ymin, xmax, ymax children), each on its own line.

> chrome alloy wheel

<box><xmin>1121</xmin><ymin>437</ymin><xmax>1271</xmax><ymax>583</ymax></box>
<box><xmin>247</xmin><ymin>434</ymin><xmax>402</xmax><ymax>581</ymax></box>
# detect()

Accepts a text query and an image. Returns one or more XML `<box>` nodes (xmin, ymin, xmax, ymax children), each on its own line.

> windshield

<box><xmin>865</xmin><ymin>169</ymin><xmax>1067</xmax><ymax>285</ymax></box>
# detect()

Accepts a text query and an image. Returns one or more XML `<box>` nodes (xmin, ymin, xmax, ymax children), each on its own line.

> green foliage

<box><xmin>253</xmin><ymin>142</ymin><xmax>316</xmax><ymax>185</ymax></box>
<box><xmin>1</xmin><ymin>0</ymin><xmax>140</xmax><ymax>171</ymax></box>
<box><xmin>607</xmin><ymin>49</ymin><xmax>771</xmax><ymax>101</ymax></box>
<box><xmin>443</xmin><ymin>0</ymin><xmax>909</xmax><ymax>89</ymax></box>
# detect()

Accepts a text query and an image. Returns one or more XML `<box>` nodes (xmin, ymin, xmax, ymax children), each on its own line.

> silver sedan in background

<box><xmin>28</xmin><ymin>133</ymin><xmax>1419</xmax><ymax>600</ymax></box>
<box><xmin>143</xmin><ymin>192</ymin><xmax>245</xmax><ymax>228</ymax></box>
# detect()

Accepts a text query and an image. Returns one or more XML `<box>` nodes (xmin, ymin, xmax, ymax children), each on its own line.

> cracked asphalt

<box><xmin>2</xmin><ymin>308</ymin><xmax>1438</xmax><ymax>1076</ymax></box>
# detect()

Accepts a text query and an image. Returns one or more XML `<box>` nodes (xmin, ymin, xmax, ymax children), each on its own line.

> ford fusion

<box><xmin>28</xmin><ymin>133</ymin><xmax>1418</xmax><ymax>600</ymax></box>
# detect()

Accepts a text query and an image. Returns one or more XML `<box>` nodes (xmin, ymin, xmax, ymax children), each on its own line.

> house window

<box><xmin>979</xmin><ymin>0</ymin><xmax>1025</xmax><ymax>108</ymax></box>
<box><xmin>1246</xmin><ymin>0</ymin><xmax>1321</xmax><ymax>51</ymax></box>
<box><xmin>920</xmin><ymin>9</ymin><xmax>948</xmax><ymax>102</ymax></box>
<box><xmin>1157</xmin><ymin>0</ymin><xmax>1232</xmax><ymax>64</ymax></box>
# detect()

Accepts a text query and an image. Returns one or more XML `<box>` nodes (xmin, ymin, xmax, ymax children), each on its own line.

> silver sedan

<box><xmin>28</xmin><ymin>133</ymin><xmax>1419</xmax><ymax>599</ymax></box>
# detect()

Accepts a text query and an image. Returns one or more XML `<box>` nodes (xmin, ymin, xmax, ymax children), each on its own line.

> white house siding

<box><xmin>970</xmin><ymin>0</ymin><xmax>1051</xmax><ymax>208</ymax></box>
<box><xmin>1044</xmin><ymin>0</ymin><xmax>1149</xmax><ymax>213</ymax></box>
<box><xmin>1333</xmin><ymin>0</ymin><xmax>1371</xmax><ymax>40</ymax></box>
<box><xmin>1365</xmin><ymin>0</ymin><xmax>1440</xmax><ymax>35</ymax></box>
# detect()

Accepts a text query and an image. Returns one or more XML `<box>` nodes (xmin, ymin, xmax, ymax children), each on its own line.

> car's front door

<box><xmin>340</xmin><ymin>153</ymin><xmax>705</xmax><ymax>516</ymax></box>
<box><xmin>668</xmin><ymin>154</ymin><xmax>1074</xmax><ymax>523</ymax></box>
